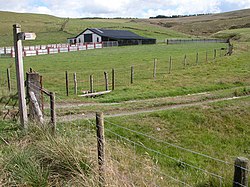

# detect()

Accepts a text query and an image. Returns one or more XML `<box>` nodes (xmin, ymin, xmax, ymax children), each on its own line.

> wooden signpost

<box><xmin>13</xmin><ymin>24</ymin><xmax>36</xmax><ymax>128</ymax></box>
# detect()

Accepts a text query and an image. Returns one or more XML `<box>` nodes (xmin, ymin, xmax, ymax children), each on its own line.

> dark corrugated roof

<box><xmin>70</xmin><ymin>28</ymin><xmax>155</xmax><ymax>40</ymax></box>
<box><xmin>88</xmin><ymin>28</ymin><xmax>151</xmax><ymax>40</ymax></box>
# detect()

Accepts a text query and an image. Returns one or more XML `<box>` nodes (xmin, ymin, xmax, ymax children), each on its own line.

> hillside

<box><xmin>1</xmin><ymin>9</ymin><xmax>250</xmax><ymax>46</ymax></box>
<box><xmin>0</xmin><ymin>11</ymin><xmax>187</xmax><ymax>46</ymax></box>
<box><xmin>136</xmin><ymin>9</ymin><xmax>250</xmax><ymax>37</ymax></box>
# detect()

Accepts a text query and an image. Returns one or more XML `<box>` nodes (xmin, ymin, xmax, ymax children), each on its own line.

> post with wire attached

<box><xmin>65</xmin><ymin>71</ymin><xmax>69</xmax><ymax>96</ymax></box>
<box><xmin>112</xmin><ymin>68</ymin><xmax>115</xmax><ymax>91</ymax></box>
<box><xmin>233</xmin><ymin>157</ymin><xmax>249</xmax><ymax>187</ymax></box>
<box><xmin>131</xmin><ymin>65</ymin><xmax>134</xmax><ymax>84</ymax></box>
<box><xmin>7</xmin><ymin>68</ymin><xmax>11</xmax><ymax>92</ymax></box>
<box><xmin>104</xmin><ymin>71</ymin><xmax>109</xmax><ymax>91</ymax></box>
<box><xmin>169</xmin><ymin>56</ymin><xmax>172</xmax><ymax>74</ymax></box>
<box><xmin>90</xmin><ymin>75</ymin><xmax>94</xmax><ymax>93</ymax></box>
<box><xmin>96</xmin><ymin>112</ymin><xmax>105</xmax><ymax>187</ymax></box>
<box><xmin>73</xmin><ymin>72</ymin><xmax>77</xmax><ymax>95</ymax></box>
<box><xmin>50</xmin><ymin>92</ymin><xmax>56</xmax><ymax>136</ymax></box>
<box><xmin>153</xmin><ymin>58</ymin><xmax>157</xmax><ymax>79</ymax></box>
<box><xmin>196</xmin><ymin>52</ymin><xmax>199</xmax><ymax>65</ymax></box>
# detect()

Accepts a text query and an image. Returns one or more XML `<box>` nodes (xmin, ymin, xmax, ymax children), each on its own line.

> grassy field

<box><xmin>0</xmin><ymin>96</ymin><xmax>249</xmax><ymax>186</ymax></box>
<box><xmin>1</xmin><ymin>42</ymin><xmax>249</xmax><ymax>103</ymax></box>
<box><xmin>212</xmin><ymin>28</ymin><xmax>250</xmax><ymax>42</ymax></box>
<box><xmin>0</xmin><ymin>9</ymin><xmax>250</xmax><ymax>187</ymax></box>
<box><xmin>140</xmin><ymin>9</ymin><xmax>250</xmax><ymax>37</ymax></box>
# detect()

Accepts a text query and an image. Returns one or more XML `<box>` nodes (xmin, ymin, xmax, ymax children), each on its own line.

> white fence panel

<box><xmin>37</xmin><ymin>49</ymin><xmax>48</xmax><ymax>55</ymax></box>
<box><xmin>25</xmin><ymin>50</ymin><xmax>37</xmax><ymax>56</ymax></box>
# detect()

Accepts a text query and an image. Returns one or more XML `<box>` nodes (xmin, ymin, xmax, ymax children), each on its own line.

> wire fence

<box><xmin>3</xmin><ymin>77</ymin><xmax>248</xmax><ymax>186</ymax></box>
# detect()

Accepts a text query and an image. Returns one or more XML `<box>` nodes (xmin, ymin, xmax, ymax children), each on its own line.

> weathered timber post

<box><xmin>184</xmin><ymin>54</ymin><xmax>187</xmax><ymax>68</ymax></box>
<box><xmin>169</xmin><ymin>56</ymin><xmax>172</xmax><ymax>74</ymax></box>
<box><xmin>65</xmin><ymin>71</ymin><xmax>69</xmax><ymax>96</ymax></box>
<box><xmin>196</xmin><ymin>52</ymin><xmax>199</xmax><ymax>65</ymax></box>
<box><xmin>112</xmin><ymin>68</ymin><xmax>115</xmax><ymax>91</ymax></box>
<box><xmin>40</xmin><ymin>75</ymin><xmax>44</xmax><ymax>114</ymax></box>
<box><xmin>96</xmin><ymin>112</ymin><xmax>105</xmax><ymax>186</ymax></box>
<box><xmin>228</xmin><ymin>43</ymin><xmax>233</xmax><ymax>56</ymax></box>
<box><xmin>29</xmin><ymin>91</ymin><xmax>44</xmax><ymax>124</ymax></box>
<box><xmin>233</xmin><ymin>157</ymin><xmax>249</xmax><ymax>187</ymax></box>
<box><xmin>74</xmin><ymin>72</ymin><xmax>77</xmax><ymax>95</ymax></box>
<box><xmin>90</xmin><ymin>75</ymin><xmax>94</xmax><ymax>93</ymax></box>
<box><xmin>131</xmin><ymin>65</ymin><xmax>134</xmax><ymax>84</ymax></box>
<box><xmin>214</xmin><ymin>49</ymin><xmax>217</xmax><ymax>59</ymax></box>
<box><xmin>153</xmin><ymin>58</ymin><xmax>157</xmax><ymax>79</ymax></box>
<box><xmin>104</xmin><ymin>72</ymin><xmax>109</xmax><ymax>91</ymax></box>
<box><xmin>7</xmin><ymin>68</ymin><xmax>11</xmax><ymax>92</ymax></box>
<box><xmin>13</xmin><ymin>24</ymin><xmax>28</xmax><ymax>127</ymax></box>
<box><xmin>50</xmin><ymin>92</ymin><xmax>56</xmax><ymax>136</ymax></box>
<box><xmin>26</xmin><ymin>72</ymin><xmax>42</xmax><ymax>122</ymax></box>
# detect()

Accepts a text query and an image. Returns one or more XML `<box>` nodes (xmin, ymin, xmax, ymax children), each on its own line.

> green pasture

<box><xmin>213</xmin><ymin>28</ymin><xmax>250</xmax><ymax>42</ymax></box>
<box><xmin>1</xmin><ymin>42</ymin><xmax>250</xmax><ymax>103</ymax></box>
<box><xmin>63</xmin><ymin>96</ymin><xmax>248</xmax><ymax>186</ymax></box>
<box><xmin>1</xmin><ymin>95</ymin><xmax>248</xmax><ymax>186</ymax></box>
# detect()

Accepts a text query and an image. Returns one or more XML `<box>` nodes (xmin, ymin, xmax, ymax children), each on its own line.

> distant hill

<box><xmin>0</xmin><ymin>9</ymin><xmax>250</xmax><ymax>46</ymax></box>
<box><xmin>0</xmin><ymin>11</ymin><xmax>186</xmax><ymax>46</ymax></box>
<box><xmin>137</xmin><ymin>9</ymin><xmax>250</xmax><ymax>37</ymax></box>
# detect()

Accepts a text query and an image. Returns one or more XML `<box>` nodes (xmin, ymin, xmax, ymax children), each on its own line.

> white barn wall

<box><xmin>76</xmin><ymin>29</ymin><xmax>102</xmax><ymax>43</ymax></box>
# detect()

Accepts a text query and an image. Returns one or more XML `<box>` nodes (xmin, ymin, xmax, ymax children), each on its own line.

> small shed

<box><xmin>67</xmin><ymin>28</ymin><xmax>156</xmax><ymax>46</ymax></box>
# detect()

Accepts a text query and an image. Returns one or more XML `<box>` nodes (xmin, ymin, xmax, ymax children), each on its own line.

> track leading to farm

<box><xmin>56</xmin><ymin>92</ymin><xmax>250</xmax><ymax>122</ymax></box>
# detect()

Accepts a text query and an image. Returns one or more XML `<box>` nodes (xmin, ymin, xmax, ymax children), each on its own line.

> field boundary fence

<box><xmin>0</xmin><ymin>41</ymin><xmax>118</xmax><ymax>58</ymax></box>
<box><xmin>166</xmin><ymin>38</ymin><xmax>229</xmax><ymax>44</ymax></box>
<box><xmin>92</xmin><ymin>112</ymin><xmax>249</xmax><ymax>187</ymax></box>
<box><xmin>0</xmin><ymin>45</ymin><xmax>232</xmax><ymax>98</ymax></box>
<box><xmin>56</xmin><ymin>47</ymin><xmax>230</xmax><ymax>96</ymax></box>
<box><xmin>2</xmin><ymin>69</ymin><xmax>248</xmax><ymax>186</ymax></box>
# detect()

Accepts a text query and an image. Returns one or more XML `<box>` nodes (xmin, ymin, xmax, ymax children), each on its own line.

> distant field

<box><xmin>212</xmin><ymin>28</ymin><xmax>250</xmax><ymax>42</ymax></box>
<box><xmin>139</xmin><ymin>9</ymin><xmax>250</xmax><ymax>37</ymax></box>
<box><xmin>0</xmin><ymin>11</ymin><xmax>187</xmax><ymax>46</ymax></box>
<box><xmin>1</xmin><ymin>42</ymin><xmax>249</xmax><ymax>103</ymax></box>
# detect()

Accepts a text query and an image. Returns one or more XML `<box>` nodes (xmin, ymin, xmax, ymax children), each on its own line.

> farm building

<box><xmin>67</xmin><ymin>28</ymin><xmax>156</xmax><ymax>46</ymax></box>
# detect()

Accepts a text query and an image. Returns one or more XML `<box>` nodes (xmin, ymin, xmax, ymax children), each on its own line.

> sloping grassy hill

<box><xmin>1</xmin><ymin>9</ymin><xmax>250</xmax><ymax>46</ymax></box>
<box><xmin>212</xmin><ymin>28</ymin><xmax>250</xmax><ymax>42</ymax></box>
<box><xmin>0</xmin><ymin>11</ymin><xmax>187</xmax><ymax>46</ymax></box>
<box><xmin>137</xmin><ymin>9</ymin><xmax>250</xmax><ymax>37</ymax></box>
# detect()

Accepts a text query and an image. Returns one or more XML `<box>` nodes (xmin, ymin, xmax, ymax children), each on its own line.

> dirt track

<box><xmin>56</xmin><ymin>95</ymin><xmax>249</xmax><ymax>122</ymax></box>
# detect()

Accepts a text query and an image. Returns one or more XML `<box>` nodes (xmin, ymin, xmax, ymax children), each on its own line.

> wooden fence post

<box><xmin>112</xmin><ymin>68</ymin><xmax>115</xmax><ymax>91</ymax></box>
<box><xmin>40</xmin><ymin>75</ymin><xmax>44</xmax><ymax>114</ymax></box>
<box><xmin>65</xmin><ymin>71</ymin><xmax>69</xmax><ymax>96</ymax></box>
<box><xmin>7</xmin><ymin>68</ymin><xmax>11</xmax><ymax>92</ymax></box>
<box><xmin>153</xmin><ymin>58</ymin><xmax>157</xmax><ymax>79</ymax></box>
<box><xmin>90</xmin><ymin>75</ymin><xmax>94</xmax><ymax>93</ymax></box>
<box><xmin>131</xmin><ymin>66</ymin><xmax>134</xmax><ymax>84</ymax></box>
<box><xmin>27</xmin><ymin>72</ymin><xmax>42</xmax><ymax>122</ymax></box>
<box><xmin>169</xmin><ymin>56</ymin><xmax>172</xmax><ymax>74</ymax></box>
<box><xmin>184</xmin><ymin>54</ymin><xmax>187</xmax><ymax>68</ymax></box>
<box><xmin>74</xmin><ymin>72</ymin><xmax>77</xmax><ymax>95</ymax></box>
<box><xmin>196</xmin><ymin>52</ymin><xmax>199</xmax><ymax>65</ymax></box>
<box><xmin>104</xmin><ymin>72</ymin><xmax>109</xmax><ymax>91</ymax></box>
<box><xmin>96</xmin><ymin>112</ymin><xmax>105</xmax><ymax>186</ymax></box>
<box><xmin>233</xmin><ymin>157</ymin><xmax>249</xmax><ymax>187</ymax></box>
<box><xmin>214</xmin><ymin>49</ymin><xmax>217</xmax><ymax>59</ymax></box>
<box><xmin>206</xmin><ymin>51</ymin><xmax>208</xmax><ymax>62</ymax></box>
<box><xmin>50</xmin><ymin>92</ymin><xmax>56</xmax><ymax>136</ymax></box>
<box><xmin>29</xmin><ymin>91</ymin><xmax>44</xmax><ymax>124</ymax></box>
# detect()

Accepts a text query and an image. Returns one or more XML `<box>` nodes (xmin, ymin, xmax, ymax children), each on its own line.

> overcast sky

<box><xmin>0</xmin><ymin>0</ymin><xmax>250</xmax><ymax>18</ymax></box>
